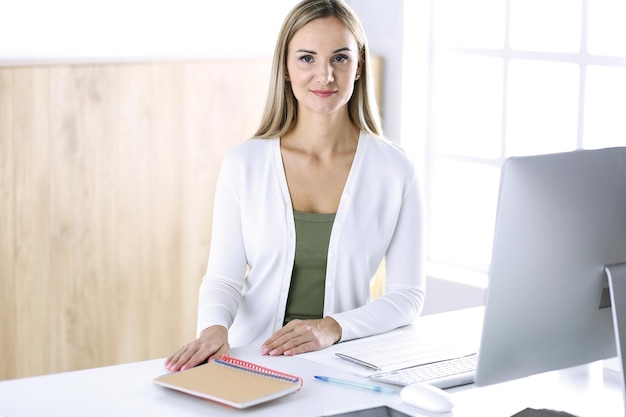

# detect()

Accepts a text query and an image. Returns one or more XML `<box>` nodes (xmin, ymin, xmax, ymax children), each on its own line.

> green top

<box><xmin>284</xmin><ymin>210</ymin><xmax>336</xmax><ymax>324</ymax></box>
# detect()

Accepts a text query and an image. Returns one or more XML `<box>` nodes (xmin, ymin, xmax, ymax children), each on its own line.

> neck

<box><xmin>283</xmin><ymin>109</ymin><xmax>359</xmax><ymax>154</ymax></box>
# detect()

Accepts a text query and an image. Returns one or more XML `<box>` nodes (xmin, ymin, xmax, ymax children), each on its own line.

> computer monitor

<box><xmin>475</xmin><ymin>147</ymin><xmax>626</xmax><ymax>395</ymax></box>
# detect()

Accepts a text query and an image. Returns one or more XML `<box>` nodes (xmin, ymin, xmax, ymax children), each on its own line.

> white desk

<box><xmin>1</xmin><ymin>308</ymin><xmax>623</xmax><ymax>417</ymax></box>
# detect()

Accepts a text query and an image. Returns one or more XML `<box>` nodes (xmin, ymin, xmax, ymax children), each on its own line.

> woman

<box><xmin>165</xmin><ymin>0</ymin><xmax>425</xmax><ymax>372</ymax></box>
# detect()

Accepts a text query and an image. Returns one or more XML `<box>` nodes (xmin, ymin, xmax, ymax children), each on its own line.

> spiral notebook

<box><xmin>154</xmin><ymin>355</ymin><xmax>303</xmax><ymax>409</ymax></box>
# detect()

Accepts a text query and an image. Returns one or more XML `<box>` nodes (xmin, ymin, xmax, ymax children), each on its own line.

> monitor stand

<box><xmin>606</xmin><ymin>263</ymin><xmax>626</xmax><ymax>414</ymax></box>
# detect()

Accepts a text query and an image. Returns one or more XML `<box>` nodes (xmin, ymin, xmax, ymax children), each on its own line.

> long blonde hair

<box><xmin>253</xmin><ymin>0</ymin><xmax>383</xmax><ymax>138</ymax></box>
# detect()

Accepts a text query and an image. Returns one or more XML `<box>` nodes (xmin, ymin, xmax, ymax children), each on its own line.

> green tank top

<box><xmin>284</xmin><ymin>210</ymin><xmax>336</xmax><ymax>324</ymax></box>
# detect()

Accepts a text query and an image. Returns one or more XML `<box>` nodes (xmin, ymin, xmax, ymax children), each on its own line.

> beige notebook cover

<box><xmin>154</xmin><ymin>356</ymin><xmax>303</xmax><ymax>409</ymax></box>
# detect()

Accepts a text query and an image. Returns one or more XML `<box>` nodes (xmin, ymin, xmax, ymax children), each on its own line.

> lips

<box><xmin>311</xmin><ymin>89</ymin><xmax>337</xmax><ymax>97</ymax></box>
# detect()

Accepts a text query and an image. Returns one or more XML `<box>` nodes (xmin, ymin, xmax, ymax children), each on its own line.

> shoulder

<box><xmin>360</xmin><ymin>134</ymin><xmax>415</xmax><ymax>176</ymax></box>
<box><xmin>221</xmin><ymin>138</ymin><xmax>278</xmax><ymax>169</ymax></box>
<box><xmin>356</xmin><ymin>135</ymin><xmax>421</xmax><ymax>202</ymax></box>
<box><xmin>225</xmin><ymin>138</ymin><xmax>277</xmax><ymax>160</ymax></box>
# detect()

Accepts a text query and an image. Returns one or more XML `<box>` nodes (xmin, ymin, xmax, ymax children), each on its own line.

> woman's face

<box><xmin>286</xmin><ymin>16</ymin><xmax>361</xmax><ymax>117</ymax></box>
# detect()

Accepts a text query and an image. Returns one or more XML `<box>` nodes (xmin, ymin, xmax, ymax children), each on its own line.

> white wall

<box><xmin>0</xmin><ymin>0</ymin><xmax>298</xmax><ymax>64</ymax></box>
<box><xmin>347</xmin><ymin>0</ymin><xmax>404</xmax><ymax>144</ymax></box>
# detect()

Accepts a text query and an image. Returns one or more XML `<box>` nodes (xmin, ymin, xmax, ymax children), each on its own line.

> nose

<box><xmin>316</xmin><ymin>62</ymin><xmax>334</xmax><ymax>85</ymax></box>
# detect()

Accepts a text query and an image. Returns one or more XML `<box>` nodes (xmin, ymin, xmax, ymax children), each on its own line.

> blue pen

<box><xmin>314</xmin><ymin>375</ymin><xmax>397</xmax><ymax>394</ymax></box>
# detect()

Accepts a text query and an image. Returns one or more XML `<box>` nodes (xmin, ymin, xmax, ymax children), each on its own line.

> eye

<box><xmin>333</xmin><ymin>54</ymin><xmax>349</xmax><ymax>63</ymax></box>
<box><xmin>298</xmin><ymin>55</ymin><xmax>315</xmax><ymax>63</ymax></box>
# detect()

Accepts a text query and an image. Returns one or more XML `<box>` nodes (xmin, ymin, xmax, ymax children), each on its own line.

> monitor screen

<box><xmin>475</xmin><ymin>147</ymin><xmax>626</xmax><ymax>386</ymax></box>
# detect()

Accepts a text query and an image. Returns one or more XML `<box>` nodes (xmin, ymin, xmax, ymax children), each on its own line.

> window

<box><xmin>403</xmin><ymin>0</ymin><xmax>626</xmax><ymax>286</ymax></box>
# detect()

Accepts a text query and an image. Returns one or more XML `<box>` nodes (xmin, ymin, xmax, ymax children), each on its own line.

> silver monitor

<box><xmin>475</xmin><ymin>147</ymin><xmax>626</xmax><ymax>396</ymax></box>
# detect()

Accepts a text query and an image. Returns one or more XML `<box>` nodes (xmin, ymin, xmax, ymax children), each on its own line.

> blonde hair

<box><xmin>253</xmin><ymin>0</ymin><xmax>383</xmax><ymax>138</ymax></box>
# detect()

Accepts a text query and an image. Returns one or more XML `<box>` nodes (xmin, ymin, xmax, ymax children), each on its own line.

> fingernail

<box><xmin>284</xmin><ymin>350</ymin><xmax>292</xmax><ymax>356</ymax></box>
<box><xmin>269</xmin><ymin>349</ymin><xmax>278</xmax><ymax>356</ymax></box>
<box><xmin>260</xmin><ymin>345</ymin><xmax>269</xmax><ymax>355</ymax></box>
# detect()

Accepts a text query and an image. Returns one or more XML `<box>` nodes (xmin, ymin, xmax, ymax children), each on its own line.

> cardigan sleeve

<box><xmin>329</xmin><ymin>162</ymin><xmax>427</xmax><ymax>341</ymax></box>
<box><xmin>196</xmin><ymin>152</ymin><xmax>249</xmax><ymax>336</ymax></box>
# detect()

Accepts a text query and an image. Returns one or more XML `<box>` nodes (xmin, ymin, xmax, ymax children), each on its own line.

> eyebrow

<box><xmin>295</xmin><ymin>47</ymin><xmax>352</xmax><ymax>54</ymax></box>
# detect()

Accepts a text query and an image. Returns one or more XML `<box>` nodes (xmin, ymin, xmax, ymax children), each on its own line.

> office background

<box><xmin>1</xmin><ymin>0</ymin><xmax>625</xmax><ymax>380</ymax></box>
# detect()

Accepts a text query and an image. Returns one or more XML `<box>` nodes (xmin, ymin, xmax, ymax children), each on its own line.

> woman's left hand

<box><xmin>261</xmin><ymin>316</ymin><xmax>342</xmax><ymax>356</ymax></box>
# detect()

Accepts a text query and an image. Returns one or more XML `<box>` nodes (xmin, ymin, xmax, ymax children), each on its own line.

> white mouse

<box><xmin>400</xmin><ymin>382</ymin><xmax>454</xmax><ymax>413</ymax></box>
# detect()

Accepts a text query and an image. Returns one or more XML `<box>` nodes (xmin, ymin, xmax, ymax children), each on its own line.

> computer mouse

<box><xmin>399</xmin><ymin>382</ymin><xmax>454</xmax><ymax>413</ymax></box>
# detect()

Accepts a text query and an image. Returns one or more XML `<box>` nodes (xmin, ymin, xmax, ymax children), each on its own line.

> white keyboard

<box><xmin>369</xmin><ymin>353</ymin><xmax>478</xmax><ymax>389</ymax></box>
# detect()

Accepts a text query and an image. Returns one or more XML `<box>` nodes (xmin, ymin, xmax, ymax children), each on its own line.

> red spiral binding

<box><xmin>213</xmin><ymin>355</ymin><xmax>303</xmax><ymax>388</ymax></box>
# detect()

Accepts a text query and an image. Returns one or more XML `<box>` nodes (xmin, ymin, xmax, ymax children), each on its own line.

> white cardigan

<box><xmin>197</xmin><ymin>133</ymin><xmax>426</xmax><ymax>347</ymax></box>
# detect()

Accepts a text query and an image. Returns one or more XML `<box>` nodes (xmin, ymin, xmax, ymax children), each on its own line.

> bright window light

<box><xmin>404</xmin><ymin>0</ymin><xmax>626</xmax><ymax>283</ymax></box>
<box><xmin>431</xmin><ymin>53</ymin><xmax>504</xmax><ymax>158</ymax></box>
<box><xmin>506</xmin><ymin>60</ymin><xmax>579</xmax><ymax>156</ymax></box>
<box><xmin>587</xmin><ymin>0</ymin><xmax>626</xmax><ymax>56</ymax></box>
<box><xmin>433</xmin><ymin>0</ymin><xmax>505</xmax><ymax>49</ymax></box>
<box><xmin>583</xmin><ymin>66</ymin><xmax>626</xmax><ymax>148</ymax></box>
<box><xmin>509</xmin><ymin>0</ymin><xmax>582</xmax><ymax>53</ymax></box>
<box><xmin>428</xmin><ymin>159</ymin><xmax>500</xmax><ymax>271</ymax></box>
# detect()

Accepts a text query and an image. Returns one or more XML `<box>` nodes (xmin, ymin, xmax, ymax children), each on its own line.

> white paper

<box><xmin>298</xmin><ymin>308</ymin><xmax>483</xmax><ymax>377</ymax></box>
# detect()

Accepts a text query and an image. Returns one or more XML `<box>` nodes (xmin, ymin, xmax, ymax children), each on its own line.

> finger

<box><xmin>165</xmin><ymin>345</ymin><xmax>190</xmax><ymax>368</ymax></box>
<box><xmin>281</xmin><ymin>319</ymin><xmax>339</xmax><ymax>355</ymax></box>
<box><xmin>167</xmin><ymin>346</ymin><xmax>197</xmax><ymax>372</ymax></box>
<box><xmin>271</xmin><ymin>330</ymin><xmax>315</xmax><ymax>356</ymax></box>
<box><xmin>261</xmin><ymin>330</ymin><xmax>291</xmax><ymax>355</ymax></box>
<box><xmin>262</xmin><ymin>322</ymin><xmax>296</xmax><ymax>348</ymax></box>
<box><xmin>284</xmin><ymin>339</ymin><xmax>320</xmax><ymax>356</ymax></box>
<box><xmin>263</xmin><ymin>328</ymin><xmax>302</xmax><ymax>355</ymax></box>
<box><xmin>179</xmin><ymin>338</ymin><xmax>232</xmax><ymax>370</ymax></box>
<box><xmin>180</xmin><ymin>349</ymin><xmax>211</xmax><ymax>371</ymax></box>
<box><xmin>164</xmin><ymin>353</ymin><xmax>176</xmax><ymax>367</ymax></box>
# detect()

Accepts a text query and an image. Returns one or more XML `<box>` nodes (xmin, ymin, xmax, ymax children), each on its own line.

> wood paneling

<box><xmin>0</xmin><ymin>57</ymin><xmax>383</xmax><ymax>380</ymax></box>
<box><xmin>0</xmin><ymin>60</ymin><xmax>270</xmax><ymax>379</ymax></box>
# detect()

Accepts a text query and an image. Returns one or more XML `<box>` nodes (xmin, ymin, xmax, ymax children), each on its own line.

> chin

<box><xmin>305</xmin><ymin>100</ymin><xmax>349</xmax><ymax>115</ymax></box>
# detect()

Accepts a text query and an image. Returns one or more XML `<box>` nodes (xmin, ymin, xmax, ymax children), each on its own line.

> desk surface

<box><xmin>1</xmin><ymin>308</ymin><xmax>623</xmax><ymax>417</ymax></box>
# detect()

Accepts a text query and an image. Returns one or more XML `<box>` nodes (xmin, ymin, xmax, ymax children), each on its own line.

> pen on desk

<box><xmin>335</xmin><ymin>353</ymin><xmax>381</xmax><ymax>371</ymax></box>
<box><xmin>314</xmin><ymin>376</ymin><xmax>397</xmax><ymax>394</ymax></box>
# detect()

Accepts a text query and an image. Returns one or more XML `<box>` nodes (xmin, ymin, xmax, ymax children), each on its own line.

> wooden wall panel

<box><xmin>0</xmin><ymin>60</ymin><xmax>270</xmax><ymax>380</ymax></box>
<box><xmin>0</xmin><ymin>57</ymin><xmax>382</xmax><ymax>380</ymax></box>
<box><xmin>0</xmin><ymin>68</ymin><xmax>17</xmax><ymax>379</ymax></box>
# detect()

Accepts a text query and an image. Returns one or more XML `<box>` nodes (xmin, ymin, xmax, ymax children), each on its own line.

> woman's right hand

<box><xmin>164</xmin><ymin>325</ymin><xmax>230</xmax><ymax>372</ymax></box>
